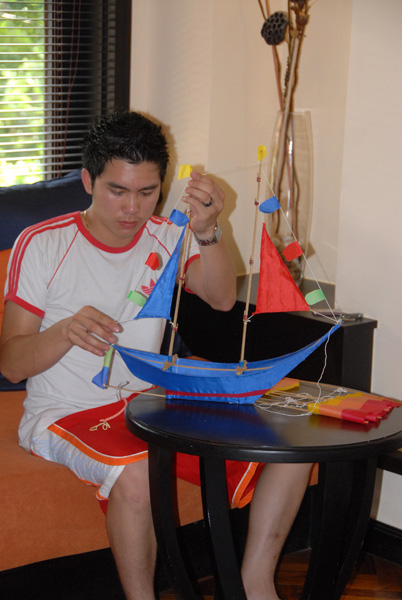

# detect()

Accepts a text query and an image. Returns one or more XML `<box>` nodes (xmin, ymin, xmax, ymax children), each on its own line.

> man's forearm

<box><xmin>188</xmin><ymin>237</ymin><xmax>237</xmax><ymax>312</ymax></box>
<box><xmin>0</xmin><ymin>302</ymin><xmax>121</xmax><ymax>383</ymax></box>
<box><xmin>0</xmin><ymin>320</ymin><xmax>73</xmax><ymax>383</ymax></box>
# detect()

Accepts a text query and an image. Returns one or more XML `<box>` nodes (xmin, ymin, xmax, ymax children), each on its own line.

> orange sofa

<box><xmin>1</xmin><ymin>389</ymin><xmax>204</xmax><ymax>572</ymax></box>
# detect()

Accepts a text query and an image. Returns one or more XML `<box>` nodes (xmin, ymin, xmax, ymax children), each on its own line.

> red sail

<box><xmin>254</xmin><ymin>224</ymin><xmax>310</xmax><ymax>314</ymax></box>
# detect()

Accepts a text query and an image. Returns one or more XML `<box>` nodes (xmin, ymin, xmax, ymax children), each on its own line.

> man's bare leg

<box><xmin>106</xmin><ymin>460</ymin><xmax>157</xmax><ymax>600</ymax></box>
<box><xmin>241</xmin><ymin>462</ymin><xmax>313</xmax><ymax>600</ymax></box>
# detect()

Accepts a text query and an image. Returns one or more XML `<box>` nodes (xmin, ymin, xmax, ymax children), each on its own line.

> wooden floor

<box><xmin>159</xmin><ymin>551</ymin><xmax>402</xmax><ymax>599</ymax></box>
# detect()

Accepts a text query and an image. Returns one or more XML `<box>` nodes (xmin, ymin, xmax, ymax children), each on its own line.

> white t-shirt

<box><xmin>4</xmin><ymin>211</ymin><xmax>199</xmax><ymax>451</ymax></box>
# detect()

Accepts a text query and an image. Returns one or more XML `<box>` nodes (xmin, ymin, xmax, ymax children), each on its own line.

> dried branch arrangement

<box><xmin>259</xmin><ymin>0</ymin><xmax>311</xmax><ymax>201</ymax></box>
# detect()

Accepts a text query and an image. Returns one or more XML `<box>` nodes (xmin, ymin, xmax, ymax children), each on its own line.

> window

<box><xmin>0</xmin><ymin>0</ymin><xmax>131</xmax><ymax>185</ymax></box>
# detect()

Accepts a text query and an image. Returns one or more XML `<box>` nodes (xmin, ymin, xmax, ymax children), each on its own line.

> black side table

<box><xmin>125</xmin><ymin>383</ymin><xmax>402</xmax><ymax>600</ymax></box>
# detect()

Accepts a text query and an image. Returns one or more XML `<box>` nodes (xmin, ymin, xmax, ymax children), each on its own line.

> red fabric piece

<box><xmin>98</xmin><ymin>498</ymin><xmax>109</xmax><ymax>516</ymax></box>
<box><xmin>341</xmin><ymin>408</ymin><xmax>371</xmax><ymax>424</ymax></box>
<box><xmin>254</xmin><ymin>225</ymin><xmax>310</xmax><ymax>314</ymax></box>
<box><xmin>311</xmin><ymin>394</ymin><xmax>402</xmax><ymax>424</ymax></box>
<box><xmin>361</xmin><ymin>400</ymin><xmax>391</xmax><ymax>418</ymax></box>
<box><xmin>361</xmin><ymin>397</ymin><xmax>401</xmax><ymax>410</ymax></box>
<box><xmin>145</xmin><ymin>252</ymin><xmax>160</xmax><ymax>270</ymax></box>
<box><xmin>282</xmin><ymin>240</ymin><xmax>303</xmax><ymax>261</ymax></box>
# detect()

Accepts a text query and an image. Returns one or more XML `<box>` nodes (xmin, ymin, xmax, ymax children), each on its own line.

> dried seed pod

<box><xmin>261</xmin><ymin>11</ymin><xmax>289</xmax><ymax>46</ymax></box>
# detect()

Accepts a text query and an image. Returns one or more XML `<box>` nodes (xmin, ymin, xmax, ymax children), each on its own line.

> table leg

<box><xmin>148</xmin><ymin>444</ymin><xmax>199</xmax><ymax>600</ymax></box>
<box><xmin>301</xmin><ymin>457</ymin><xmax>378</xmax><ymax>600</ymax></box>
<box><xmin>200</xmin><ymin>456</ymin><xmax>247</xmax><ymax>600</ymax></box>
<box><xmin>332</xmin><ymin>456</ymin><xmax>378</xmax><ymax>599</ymax></box>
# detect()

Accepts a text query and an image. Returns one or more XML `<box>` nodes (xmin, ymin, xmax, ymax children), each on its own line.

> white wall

<box><xmin>131</xmin><ymin>0</ymin><xmax>352</xmax><ymax>280</ymax></box>
<box><xmin>131</xmin><ymin>0</ymin><xmax>402</xmax><ymax>528</ymax></box>
<box><xmin>336</xmin><ymin>0</ymin><xmax>402</xmax><ymax>526</ymax></box>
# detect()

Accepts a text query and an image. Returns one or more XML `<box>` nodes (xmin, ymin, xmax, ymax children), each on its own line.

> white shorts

<box><xmin>30</xmin><ymin>428</ymin><xmax>126</xmax><ymax>499</ymax></box>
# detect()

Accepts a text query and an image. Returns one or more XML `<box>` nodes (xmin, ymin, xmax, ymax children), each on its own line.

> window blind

<box><xmin>0</xmin><ymin>0</ymin><xmax>131</xmax><ymax>185</ymax></box>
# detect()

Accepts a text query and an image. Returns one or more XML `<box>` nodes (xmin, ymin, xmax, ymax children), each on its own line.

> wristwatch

<box><xmin>194</xmin><ymin>222</ymin><xmax>222</xmax><ymax>246</ymax></box>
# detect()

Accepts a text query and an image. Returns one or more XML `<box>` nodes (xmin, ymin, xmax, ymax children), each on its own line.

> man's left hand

<box><xmin>182</xmin><ymin>172</ymin><xmax>225</xmax><ymax>239</ymax></box>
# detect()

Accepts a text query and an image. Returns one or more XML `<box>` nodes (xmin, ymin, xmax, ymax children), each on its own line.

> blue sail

<box><xmin>92</xmin><ymin>212</ymin><xmax>188</xmax><ymax>388</ymax></box>
<box><xmin>92</xmin><ymin>347</ymin><xmax>114</xmax><ymax>389</ymax></box>
<box><xmin>169</xmin><ymin>208</ymin><xmax>189</xmax><ymax>227</ymax></box>
<box><xmin>134</xmin><ymin>220</ymin><xmax>186</xmax><ymax>321</ymax></box>
<box><xmin>111</xmin><ymin>323</ymin><xmax>341</xmax><ymax>404</ymax></box>
<box><xmin>92</xmin><ymin>365</ymin><xmax>110</xmax><ymax>389</ymax></box>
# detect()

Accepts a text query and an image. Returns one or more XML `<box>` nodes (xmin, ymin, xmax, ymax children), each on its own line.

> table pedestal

<box><xmin>148</xmin><ymin>445</ymin><xmax>378</xmax><ymax>600</ymax></box>
<box><xmin>302</xmin><ymin>458</ymin><xmax>377</xmax><ymax>600</ymax></box>
<box><xmin>125</xmin><ymin>387</ymin><xmax>402</xmax><ymax>600</ymax></box>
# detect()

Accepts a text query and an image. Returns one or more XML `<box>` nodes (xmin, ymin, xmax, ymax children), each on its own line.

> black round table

<box><xmin>125</xmin><ymin>382</ymin><xmax>402</xmax><ymax>600</ymax></box>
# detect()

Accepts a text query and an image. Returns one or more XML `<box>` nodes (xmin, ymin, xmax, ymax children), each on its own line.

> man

<box><xmin>0</xmin><ymin>110</ymin><xmax>311</xmax><ymax>600</ymax></box>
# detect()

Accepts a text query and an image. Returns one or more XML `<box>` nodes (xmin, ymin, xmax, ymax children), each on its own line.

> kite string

<box><xmin>105</xmin><ymin>159</ymin><xmax>340</xmax><ymax>392</ymax></box>
<box><xmin>89</xmin><ymin>380</ymin><xmax>131</xmax><ymax>431</ymax></box>
<box><xmin>257</xmin><ymin>168</ymin><xmax>339</xmax><ymax>324</ymax></box>
<box><xmin>93</xmin><ymin>181</ymin><xmax>191</xmax><ymax>391</ymax></box>
<box><xmin>203</xmin><ymin>161</ymin><xmax>339</xmax><ymax>325</ymax></box>
<box><xmin>114</xmin><ymin>160</ymin><xmax>268</xmax><ymax>328</ymax></box>
<box><xmin>257</xmin><ymin>327</ymin><xmax>346</xmax><ymax>417</ymax></box>
<box><xmin>117</xmin><ymin>159</ymin><xmax>337</xmax><ymax>327</ymax></box>
<box><xmin>89</xmin><ymin>383</ymin><xmax>167</xmax><ymax>431</ymax></box>
<box><xmin>114</xmin><ymin>182</ymin><xmax>191</xmax><ymax>325</ymax></box>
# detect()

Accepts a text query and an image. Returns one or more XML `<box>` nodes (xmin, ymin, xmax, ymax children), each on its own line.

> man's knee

<box><xmin>110</xmin><ymin>460</ymin><xmax>151</xmax><ymax>508</ymax></box>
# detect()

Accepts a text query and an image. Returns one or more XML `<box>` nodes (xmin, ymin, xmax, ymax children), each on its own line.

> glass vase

<box><xmin>268</xmin><ymin>110</ymin><xmax>313</xmax><ymax>286</ymax></box>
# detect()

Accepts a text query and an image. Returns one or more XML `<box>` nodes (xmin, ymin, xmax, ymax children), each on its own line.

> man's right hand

<box><xmin>66</xmin><ymin>305</ymin><xmax>122</xmax><ymax>357</ymax></box>
<box><xmin>0</xmin><ymin>301</ymin><xmax>121</xmax><ymax>383</ymax></box>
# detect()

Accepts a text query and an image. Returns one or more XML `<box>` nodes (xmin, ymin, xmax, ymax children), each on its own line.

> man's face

<box><xmin>82</xmin><ymin>158</ymin><xmax>162</xmax><ymax>247</ymax></box>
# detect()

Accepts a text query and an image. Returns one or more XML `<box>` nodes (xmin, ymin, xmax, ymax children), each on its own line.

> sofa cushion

<box><xmin>0</xmin><ymin>169</ymin><xmax>91</xmax><ymax>252</ymax></box>
<box><xmin>0</xmin><ymin>170</ymin><xmax>91</xmax><ymax>389</ymax></box>
<box><xmin>0</xmin><ymin>248</ymin><xmax>23</xmax><ymax>389</ymax></box>
<box><xmin>0</xmin><ymin>248</ymin><xmax>11</xmax><ymax>325</ymax></box>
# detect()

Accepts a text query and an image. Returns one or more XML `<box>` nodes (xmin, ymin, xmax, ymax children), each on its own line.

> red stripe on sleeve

<box><xmin>4</xmin><ymin>292</ymin><xmax>45</xmax><ymax>319</ymax></box>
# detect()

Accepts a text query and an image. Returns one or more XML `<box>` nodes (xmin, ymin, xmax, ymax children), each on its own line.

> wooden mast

<box><xmin>162</xmin><ymin>207</ymin><xmax>192</xmax><ymax>371</ymax></box>
<box><xmin>237</xmin><ymin>146</ymin><xmax>266</xmax><ymax>375</ymax></box>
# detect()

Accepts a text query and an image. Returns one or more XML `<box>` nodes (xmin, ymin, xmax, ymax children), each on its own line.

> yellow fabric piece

<box><xmin>258</xmin><ymin>145</ymin><xmax>267</xmax><ymax>161</ymax></box>
<box><xmin>178</xmin><ymin>164</ymin><xmax>193</xmax><ymax>179</ymax></box>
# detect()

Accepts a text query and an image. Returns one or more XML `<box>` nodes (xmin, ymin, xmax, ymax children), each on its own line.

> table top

<box><xmin>125</xmin><ymin>383</ymin><xmax>402</xmax><ymax>463</ymax></box>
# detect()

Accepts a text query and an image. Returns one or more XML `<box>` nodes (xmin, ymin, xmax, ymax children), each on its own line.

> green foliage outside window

<box><xmin>0</xmin><ymin>1</ymin><xmax>44</xmax><ymax>186</ymax></box>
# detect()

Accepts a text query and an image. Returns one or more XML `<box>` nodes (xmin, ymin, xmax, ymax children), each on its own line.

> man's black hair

<box><xmin>82</xmin><ymin>110</ymin><xmax>169</xmax><ymax>184</ymax></box>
